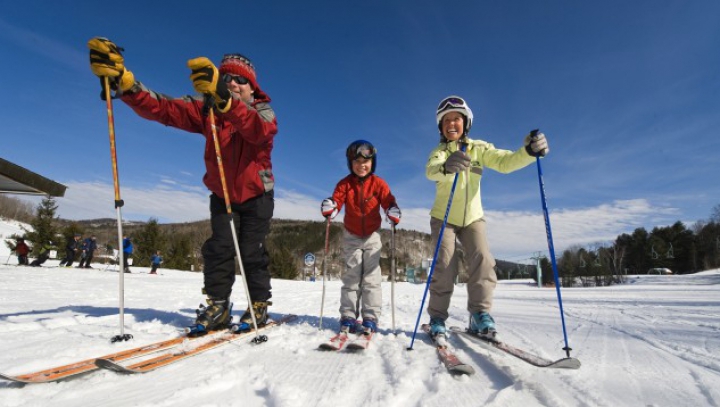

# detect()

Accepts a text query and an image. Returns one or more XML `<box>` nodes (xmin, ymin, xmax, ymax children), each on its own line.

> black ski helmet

<box><xmin>436</xmin><ymin>95</ymin><xmax>473</xmax><ymax>138</ymax></box>
<box><xmin>346</xmin><ymin>139</ymin><xmax>377</xmax><ymax>175</ymax></box>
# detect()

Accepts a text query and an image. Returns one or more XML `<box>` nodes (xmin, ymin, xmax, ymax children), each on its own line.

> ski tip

<box><xmin>95</xmin><ymin>358</ymin><xmax>133</xmax><ymax>374</ymax></box>
<box><xmin>449</xmin><ymin>366</ymin><xmax>476</xmax><ymax>376</ymax></box>
<box><xmin>551</xmin><ymin>357</ymin><xmax>581</xmax><ymax>369</ymax></box>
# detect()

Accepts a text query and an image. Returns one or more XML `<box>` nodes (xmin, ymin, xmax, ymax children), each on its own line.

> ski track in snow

<box><xmin>0</xmin><ymin>240</ymin><xmax>719</xmax><ymax>407</ymax></box>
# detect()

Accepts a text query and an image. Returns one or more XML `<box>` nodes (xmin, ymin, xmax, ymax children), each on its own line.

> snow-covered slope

<box><xmin>1</xmin><ymin>259</ymin><xmax>719</xmax><ymax>406</ymax></box>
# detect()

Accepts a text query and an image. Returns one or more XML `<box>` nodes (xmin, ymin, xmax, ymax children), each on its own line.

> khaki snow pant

<box><xmin>339</xmin><ymin>230</ymin><xmax>383</xmax><ymax>322</ymax></box>
<box><xmin>427</xmin><ymin>217</ymin><xmax>497</xmax><ymax>321</ymax></box>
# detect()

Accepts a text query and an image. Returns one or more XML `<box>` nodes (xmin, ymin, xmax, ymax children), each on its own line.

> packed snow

<box><xmin>1</xmin><ymin>219</ymin><xmax>719</xmax><ymax>407</ymax></box>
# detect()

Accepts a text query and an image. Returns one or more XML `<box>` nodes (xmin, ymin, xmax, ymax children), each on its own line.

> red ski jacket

<box><xmin>331</xmin><ymin>174</ymin><xmax>397</xmax><ymax>238</ymax></box>
<box><xmin>121</xmin><ymin>83</ymin><xmax>277</xmax><ymax>204</ymax></box>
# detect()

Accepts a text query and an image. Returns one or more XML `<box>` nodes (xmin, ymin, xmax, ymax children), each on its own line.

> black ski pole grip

<box><xmin>202</xmin><ymin>94</ymin><xmax>215</xmax><ymax>117</ymax></box>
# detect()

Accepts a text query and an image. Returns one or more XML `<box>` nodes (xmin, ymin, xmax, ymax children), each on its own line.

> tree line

<box><xmin>551</xmin><ymin>204</ymin><xmax>720</xmax><ymax>287</ymax></box>
<box><xmin>5</xmin><ymin>196</ymin><xmax>718</xmax><ymax>286</ymax></box>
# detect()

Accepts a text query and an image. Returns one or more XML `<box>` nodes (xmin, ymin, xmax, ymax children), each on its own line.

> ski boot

<box><xmin>429</xmin><ymin>317</ymin><xmax>447</xmax><ymax>339</ymax></box>
<box><xmin>233</xmin><ymin>301</ymin><xmax>272</xmax><ymax>333</ymax></box>
<box><xmin>187</xmin><ymin>297</ymin><xmax>232</xmax><ymax>337</ymax></box>
<box><xmin>469</xmin><ymin>311</ymin><xmax>497</xmax><ymax>339</ymax></box>
<box><xmin>339</xmin><ymin>316</ymin><xmax>359</xmax><ymax>334</ymax></box>
<box><xmin>360</xmin><ymin>318</ymin><xmax>377</xmax><ymax>336</ymax></box>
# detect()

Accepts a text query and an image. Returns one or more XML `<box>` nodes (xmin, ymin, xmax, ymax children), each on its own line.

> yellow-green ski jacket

<box><xmin>426</xmin><ymin>138</ymin><xmax>536</xmax><ymax>227</ymax></box>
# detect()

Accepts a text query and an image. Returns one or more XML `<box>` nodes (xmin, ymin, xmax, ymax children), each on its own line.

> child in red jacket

<box><xmin>321</xmin><ymin>140</ymin><xmax>401</xmax><ymax>336</ymax></box>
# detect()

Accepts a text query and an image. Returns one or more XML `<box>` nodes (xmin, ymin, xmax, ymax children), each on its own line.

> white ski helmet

<box><xmin>436</xmin><ymin>95</ymin><xmax>473</xmax><ymax>136</ymax></box>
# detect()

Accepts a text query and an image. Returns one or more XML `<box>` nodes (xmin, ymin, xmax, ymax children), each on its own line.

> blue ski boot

<box><xmin>339</xmin><ymin>316</ymin><xmax>359</xmax><ymax>333</ymax></box>
<box><xmin>429</xmin><ymin>317</ymin><xmax>447</xmax><ymax>338</ymax></box>
<box><xmin>361</xmin><ymin>318</ymin><xmax>377</xmax><ymax>335</ymax></box>
<box><xmin>469</xmin><ymin>312</ymin><xmax>497</xmax><ymax>338</ymax></box>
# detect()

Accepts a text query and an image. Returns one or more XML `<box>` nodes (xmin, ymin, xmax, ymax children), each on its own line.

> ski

<box><xmin>96</xmin><ymin>314</ymin><xmax>297</xmax><ymax>374</ymax></box>
<box><xmin>345</xmin><ymin>332</ymin><xmax>373</xmax><ymax>351</ymax></box>
<box><xmin>0</xmin><ymin>331</ymin><xmax>221</xmax><ymax>384</ymax></box>
<box><xmin>450</xmin><ymin>326</ymin><xmax>581</xmax><ymax>369</ymax></box>
<box><xmin>318</xmin><ymin>332</ymin><xmax>351</xmax><ymax>351</ymax></box>
<box><xmin>421</xmin><ymin>324</ymin><xmax>475</xmax><ymax>375</ymax></box>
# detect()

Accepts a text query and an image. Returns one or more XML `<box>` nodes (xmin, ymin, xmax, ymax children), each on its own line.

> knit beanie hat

<box><xmin>218</xmin><ymin>53</ymin><xmax>270</xmax><ymax>102</ymax></box>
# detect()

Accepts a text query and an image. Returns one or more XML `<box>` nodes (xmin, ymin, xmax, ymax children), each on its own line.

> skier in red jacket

<box><xmin>88</xmin><ymin>38</ymin><xmax>277</xmax><ymax>333</ymax></box>
<box><xmin>321</xmin><ymin>140</ymin><xmax>401</xmax><ymax>335</ymax></box>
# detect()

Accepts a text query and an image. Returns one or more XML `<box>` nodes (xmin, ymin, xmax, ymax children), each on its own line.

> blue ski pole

<box><xmin>407</xmin><ymin>141</ymin><xmax>467</xmax><ymax>350</ymax></box>
<box><xmin>531</xmin><ymin>129</ymin><xmax>572</xmax><ymax>357</ymax></box>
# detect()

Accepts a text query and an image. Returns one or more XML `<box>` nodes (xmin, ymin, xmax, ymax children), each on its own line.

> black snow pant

<box><xmin>60</xmin><ymin>249</ymin><xmax>75</xmax><ymax>267</ymax></box>
<box><xmin>201</xmin><ymin>191</ymin><xmax>273</xmax><ymax>302</ymax></box>
<box><xmin>30</xmin><ymin>254</ymin><xmax>49</xmax><ymax>267</ymax></box>
<box><xmin>79</xmin><ymin>251</ymin><xmax>94</xmax><ymax>268</ymax></box>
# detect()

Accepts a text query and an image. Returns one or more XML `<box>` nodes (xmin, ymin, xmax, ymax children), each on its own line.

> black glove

<box><xmin>187</xmin><ymin>57</ymin><xmax>231</xmax><ymax>110</ymax></box>
<box><xmin>87</xmin><ymin>37</ymin><xmax>134</xmax><ymax>92</ymax></box>
<box><xmin>444</xmin><ymin>150</ymin><xmax>471</xmax><ymax>174</ymax></box>
<box><xmin>524</xmin><ymin>130</ymin><xmax>549</xmax><ymax>157</ymax></box>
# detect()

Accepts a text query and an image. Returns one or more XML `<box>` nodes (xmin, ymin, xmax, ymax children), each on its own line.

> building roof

<box><xmin>0</xmin><ymin>157</ymin><xmax>67</xmax><ymax>197</ymax></box>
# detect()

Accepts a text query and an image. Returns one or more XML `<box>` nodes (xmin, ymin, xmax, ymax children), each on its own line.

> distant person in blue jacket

<box><xmin>123</xmin><ymin>235</ymin><xmax>133</xmax><ymax>273</ymax></box>
<box><xmin>150</xmin><ymin>250</ymin><xmax>163</xmax><ymax>275</ymax></box>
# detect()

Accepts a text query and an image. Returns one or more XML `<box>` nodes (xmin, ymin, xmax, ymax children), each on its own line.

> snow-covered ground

<box><xmin>1</xmin><ymin>219</ymin><xmax>720</xmax><ymax>406</ymax></box>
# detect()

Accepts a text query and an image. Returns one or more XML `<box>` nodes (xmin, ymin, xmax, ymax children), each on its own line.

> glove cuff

<box><xmin>118</xmin><ymin>69</ymin><xmax>135</xmax><ymax>92</ymax></box>
<box><xmin>525</xmin><ymin>144</ymin><xmax>536</xmax><ymax>157</ymax></box>
<box><xmin>217</xmin><ymin>97</ymin><xmax>233</xmax><ymax>113</ymax></box>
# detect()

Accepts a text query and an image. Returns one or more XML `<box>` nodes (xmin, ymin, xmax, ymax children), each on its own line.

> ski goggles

<box><xmin>348</xmin><ymin>144</ymin><xmax>376</xmax><ymax>160</ymax></box>
<box><xmin>437</xmin><ymin>97</ymin><xmax>468</xmax><ymax>112</ymax></box>
<box><xmin>222</xmin><ymin>73</ymin><xmax>250</xmax><ymax>85</ymax></box>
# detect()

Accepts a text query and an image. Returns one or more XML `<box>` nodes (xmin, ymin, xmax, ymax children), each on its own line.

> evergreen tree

<box><xmin>133</xmin><ymin>218</ymin><xmax>166</xmax><ymax>267</ymax></box>
<box><xmin>22</xmin><ymin>197</ymin><xmax>60</xmax><ymax>255</ymax></box>
<box><xmin>269</xmin><ymin>246</ymin><xmax>299</xmax><ymax>280</ymax></box>
<box><xmin>165</xmin><ymin>233</ymin><xmax>192</xmax><ymax>270</ymax></box>
<box><xmin>539</xmin><ymin>257</ymin><xmax>554</xmax><ymax>286</ymax></box>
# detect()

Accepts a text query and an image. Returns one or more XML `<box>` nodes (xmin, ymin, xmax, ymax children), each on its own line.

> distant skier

<box><xmin>59</xmin><ymin>234</ymin><xmax>81</xmax><ymax>267</ymax></box>
<box><xmin>425</xmin><ymin>96</ymin><xmax>550</xmax><ymax>339</ymax></box>
<box><xmin>78</xmin><ymin>236</ymin><xmax>98</xmax><ymax>268</ymax></box>
<box><xmin>150</xmin><ymin>250</ymin><xmax>163</xmax><ymax>275</ymax></box>
<box><xmin>11</xmin><ymin>238</ymin><xmax>30</xmax><ymax>265</ymax></box>
<box><xmin>88</xmin><ymin>37</ymin><xmax>278</xmax><ymax>333</ymax></box>
<box><xmin>29</xmin><ymin>240</ymin><xmax>55</xmax><ymax>267</ymax></box>
<box><xmin>122</xmin><ymin>235</ymin><xmax>133</xmax><ymax>273</ymax></box>
<box><xmin>320</xmin><ymin>140</ymin><xmax>401</xmax><ymax>336</ymax></box>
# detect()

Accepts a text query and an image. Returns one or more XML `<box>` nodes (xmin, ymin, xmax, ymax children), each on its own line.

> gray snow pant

<box><xmin>339</xmin><ymin>230</ymin><xmax>383</xmax><ymax>322</ymax></box>
<box><xmin>427</xmin><ymin>217</ymin><xmax>497</xmax><ymax>321</ymax></box>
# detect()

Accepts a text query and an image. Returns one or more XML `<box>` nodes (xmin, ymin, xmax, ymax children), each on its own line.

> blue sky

<box><xmin>2</xmin><ymin>1</ymin><xmax>719</xmax><ymax>262</ymax></box>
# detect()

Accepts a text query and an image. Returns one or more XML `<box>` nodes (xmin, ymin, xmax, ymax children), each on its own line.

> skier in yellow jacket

<box><xmin>425</xmin><ymin>95</ymin><xmax>549</xmax><ymax>339</ymax></box>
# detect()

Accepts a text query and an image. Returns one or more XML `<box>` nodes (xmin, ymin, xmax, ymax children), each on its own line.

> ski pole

<box><xmin>390</xmin><ymin>223</ymin><xmax>397</xmax><ymax>334</ymax></box>
<box><xmin>103</xmin><ymin>76</ymin><xmax>132</xmax><ymax>343</ymax></box>
<box><xmin>319</xmin><ymin>217</ymin><xmax>331</xmax><ymax>330</ymax></box>
<box><xmin>408</xmin><ymin>141</ymin><xmax>467</xmax><ymax>350</ymax></box>
<box><xmin>206</xmin><ymin>96</ymin><xmax>267</xmax><ymax>344</ymax></box>
<box><xmin>531</xmin><ymin>129</ymin><xmax>572</xmax><ymax>357</ymax></box>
